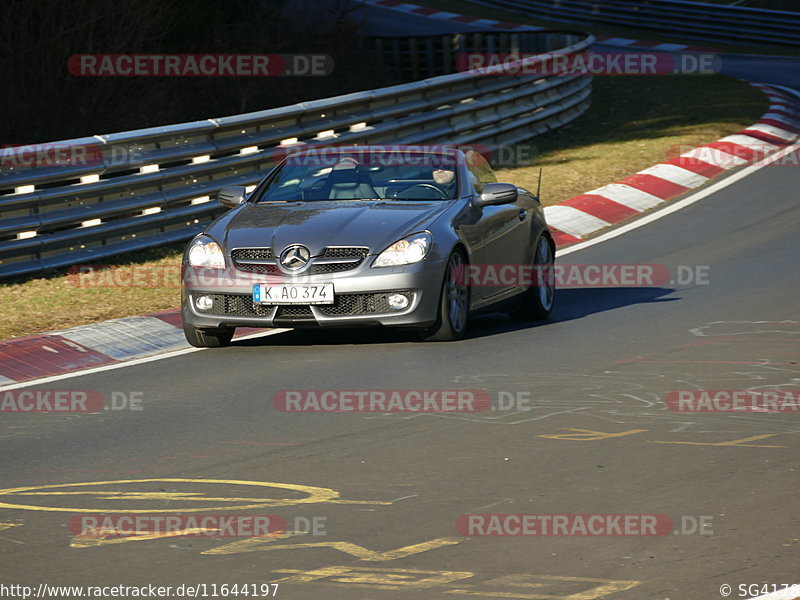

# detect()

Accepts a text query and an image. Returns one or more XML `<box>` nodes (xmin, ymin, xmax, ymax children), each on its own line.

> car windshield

<box><xmin>254</xmin><ymin>152</ymin><xmax>460</xmax><ymax>202</ymax></box>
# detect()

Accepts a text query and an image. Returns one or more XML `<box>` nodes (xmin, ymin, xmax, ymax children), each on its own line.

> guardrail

<box><xmin>366</xmin><ymin>30</ymin><xmax>582</xmax><ymax>80</ymax></box>
<box><xmin>0</xmin><ymin>31</ymin><xmax>593</xmax><ymax>280</ymax></box>
<box><xmin>472</xmin><ymin>0</ymin><xmax>800</xmax><ymax>47</ymax></box>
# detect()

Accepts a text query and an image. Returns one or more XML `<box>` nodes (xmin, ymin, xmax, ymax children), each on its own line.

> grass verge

<box><xmin>0</xmin><ymin>75</ymin><xmax>767</xmax><ymax>340</ymax></box>
<box><xmin>496</xmin><ymin>74</ymin><xmax>766</xmax><ymax>205</ymax></box>
<box><xmin>1</xmin><ymin>244</ymin><xmax>186</xmax><ymax>340</ymax></box>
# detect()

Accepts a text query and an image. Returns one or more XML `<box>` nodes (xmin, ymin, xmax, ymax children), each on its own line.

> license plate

<box><xmin>253</xmin><ymin>283</ymin><xmax>334</xmax><ymax>305</ymax></box>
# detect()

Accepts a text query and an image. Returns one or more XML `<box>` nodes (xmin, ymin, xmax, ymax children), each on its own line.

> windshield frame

<box><xmin>249</xmin><ymin>149</ymin><xmax>467</xmax><ymax>204</ymax></box>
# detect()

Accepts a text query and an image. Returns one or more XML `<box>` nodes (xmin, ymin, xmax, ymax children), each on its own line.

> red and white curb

<box><xmin>359</xmin><ymin>0</ymin><xmax>715</xmax><ymax>51</ymax></box>
<box><xmin>545</xmin><ymin>83</ymin><xmax>800</xmax><ymax>248</ymax></box>
<box><xmin>0</xmin><ymin>311</ymin><xmax>182</xmax><ymax>385</ymax></box>
<box><xmin>0</xmin><ymin>310</ymin><xmax>270</xmax><ymax>386</ymax></box>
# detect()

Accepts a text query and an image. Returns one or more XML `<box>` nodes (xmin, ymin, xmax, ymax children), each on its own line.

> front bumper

<box><xmin>181</xmin><ymin>258</ymin><xmax>447</xmax><ymax>330</ymax></box>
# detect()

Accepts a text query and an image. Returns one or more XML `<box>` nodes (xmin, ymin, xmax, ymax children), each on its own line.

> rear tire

<box><xmin>509</xmin><ymin>234</ymin><xmax>555</xmax><ymax>321</ymax></box>
<box><xmin>183</xmin><ymin>324</ymin><xmax>234</xmax><ymax>348</ymax></box>
<box><xmin>421</xmin><ymin>250</ymin><xmax>469</xmax><ymax>342</ymax></box>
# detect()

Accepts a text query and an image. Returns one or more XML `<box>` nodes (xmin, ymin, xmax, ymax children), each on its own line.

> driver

<box><xmin>432</xmin><ymin>166</ymin><xmax>457</xmax><ymax>197</ymax></box>
<box><xmin>332</xmin><ymin>156</ymin><xmax>360</xmax><ymax>170</ymax></box>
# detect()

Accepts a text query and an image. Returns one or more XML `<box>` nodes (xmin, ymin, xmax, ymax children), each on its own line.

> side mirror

<box><xmin>218</xmin><ymin>185</ymin><xmax>248</xmax><ymax>208</ymax></box>
<box><xmin>475</xmin><ymin>182</ymin><xmax>518</xmax><ymax>207</ymax></box>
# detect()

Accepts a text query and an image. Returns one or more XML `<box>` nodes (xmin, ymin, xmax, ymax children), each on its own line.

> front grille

<box><xmin>231</xmin><ymin>248</ymin><xmax>278</xmax><ymax>275</ymax></box>
<box><xmin>198</xmin><ymin>291</ymin><xmax>412</xmax><ymax>319</ymax></box>
<box><xmin>310</xmin><ymin>262</ymin><xmax>360</xmax><ymax>274</ymax></box>
<box><xmin>205</xmin><ymin>294</ymin><xmax>272</xmax><ymax>317</ymax></box>
<box><xmin>318</xmin><ymin>292</ymin><xmax>413</xmax><ymax>316</ymax></box>
<box><xmin>238</xmin><ymin>264</ymin><xmax>280</xmax><ymax>275</ymax></box>
<box><xmin>232</xmin><ymin>248</ymin><xmax>273</xmax><ymax>260</ymax></box>
<box><xmin>231</xmin><ymin>246</ymin><xmax>367</xmax><ymax>275</ymax></box>
<box><xmin>323</xmin><ymin>247</ymin><xmax>368</xmax><ymax>259</ymax></box>
<box><xmin>310</xmin><ymin>247</ymin><xmax>369</xmax><ymax>274</ymax></box>
<box><xmin>275</xmin><ymin>305</ymin><xmax>314</xmax><ymax>318</ymax></box>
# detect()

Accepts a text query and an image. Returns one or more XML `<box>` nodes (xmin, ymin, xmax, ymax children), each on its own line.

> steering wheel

<box><xmin>395</xmin><ymin>183</ymin><xmax>449</xmax><ymax>200</ymax></box>
<box><xmin>300</xmin><ymin>177</ymin><xmax>328</xmax><ymax>200</ymax></box>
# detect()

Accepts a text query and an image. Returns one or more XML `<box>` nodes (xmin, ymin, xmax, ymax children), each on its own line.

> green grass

<box><xmin>0</xmin><ymin>75</ymin><xmax>767</xmax><ymax>340</ymax></box>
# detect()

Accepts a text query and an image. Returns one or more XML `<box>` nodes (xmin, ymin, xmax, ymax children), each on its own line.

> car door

<box><xmin>466</xmin><ymin>151</ymin><xmax>531</xmax><ymax>300</ymax></box>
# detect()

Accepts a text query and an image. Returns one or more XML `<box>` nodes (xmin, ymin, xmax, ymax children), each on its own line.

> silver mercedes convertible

<box><xmin>181</xmin><ymin>145</ymin><xmax>554</xmax><ymax>346</ymax></box>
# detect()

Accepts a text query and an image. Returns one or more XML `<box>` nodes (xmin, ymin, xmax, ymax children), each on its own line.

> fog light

<box><xmin>195</xmin><ymin>295</ymin><xmax>214</xmax><ymax>311</ymax></box>
<box><xmin>388</xmin><ymin>293</ymin><xmax>409</xmax><ymax>310</ymax></box>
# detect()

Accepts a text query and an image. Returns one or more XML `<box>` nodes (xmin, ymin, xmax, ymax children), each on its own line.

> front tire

<box><xmin>421</xmin><ymin>250</ymin><xmax>469</xmax><ymax>342</ymax></box>
<box><xmin>183</xmin><ymin>324</ymin><xmax>234</xmax><ymax>348</ymax></box>
<box><xmin>509</xmin><ymin>233</ymin><xmax>555</xmax><ymax>321</ymax></box>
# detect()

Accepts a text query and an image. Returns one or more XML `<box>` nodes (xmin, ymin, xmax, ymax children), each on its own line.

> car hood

<box><xmin>216</xmin><ymin>200</ymin><xmax>454</xmax><ymax>255</ymax></box>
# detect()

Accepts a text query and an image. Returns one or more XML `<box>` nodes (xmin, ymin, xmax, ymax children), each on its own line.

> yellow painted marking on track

<box><xmin>70</xmin><ymin>528</ymin><xmax>219</xmax><ymax>548</ymax></box>
<box><xmin>0</xmin><ymin>478</ymin><xmax>387</xmax><ymax>513</ymax></box>
<box><xmin>538</xmin><ymin>429</ymin><xmax>648</xmax><ymax>441</ymax></box>
<box><xmin>652</xmin><ymin>434</ymin><xmax>786</xmax><ymax>448</ymax></box>
<box><xmin>0</xmin><ymin>522</ymin><xmax>22</xmax><ymax>532</ymax></box>
<box><xmin>199</xmin><ymin>532</ymin><xmax>300</xmax><ymax>554</ymax></box>
<box><xmin>204</xmin><ymin>536</ymin><xmax>460</xmax><ymax>560</ymax></box>
<box><xmin>265</xmin><ymin>568</ymin><xmax>639</xmax><ymax>597</ymax></box>
<box><xmin>271</xmin><ymin>566</ymin><xmax>474</xmax><ymax>590</ymax></box>
<box><xmin>15</xmin><ymin>491</ymin><xmax>345</xmax><ymax>504</ymax></box>
<box><xmin>447</xmin><ymin>574</ymin><xmax>641</xmax><ymax>599</ymax></box>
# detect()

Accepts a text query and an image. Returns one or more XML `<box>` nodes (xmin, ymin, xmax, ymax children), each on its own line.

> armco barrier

<box><xmin>472</xmin><ymin>0</ymin><xmax>800</xmax><ymax>47</ymax></box>
<box><xmin>366</xmin><ymin>30</ymin><xmax>582</xmax><ymax>80</ymax></box>
<box><xmin>0</xmin><ymin>31</ymin><xmax>592</xmax><ymax>280</ymax></box>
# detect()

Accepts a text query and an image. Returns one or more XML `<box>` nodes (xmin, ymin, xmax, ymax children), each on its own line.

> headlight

<box><xmin>373</xmin><ymin>232</ymin><xmax>431</xmax><ymax>267</ymax></box>
<box><xmin>187</xmin><ymin>235</ymin><xmax>226</xmax><ymax>268</ymax></box>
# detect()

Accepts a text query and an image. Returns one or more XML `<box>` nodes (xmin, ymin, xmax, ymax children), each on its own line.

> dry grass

<box><xmin>496</xmin><ymin>75</ymin><xmax>767</xmax><ymax>205</ymax></box>
<box><xmin>0</xmin><ymin>75</ymin><xmax>767</xmax><ymax>340</ymax></box>
<box><xmin>1</xmin><ymin>246</ymin><xmax>185</xmax><ymax>340</ymax></box>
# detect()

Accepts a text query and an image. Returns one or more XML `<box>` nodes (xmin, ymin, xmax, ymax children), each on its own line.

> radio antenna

<box><xmin>536</xmin><ymin>167</ymin><xmax>542</xmax><ymax>200</ymax></box>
